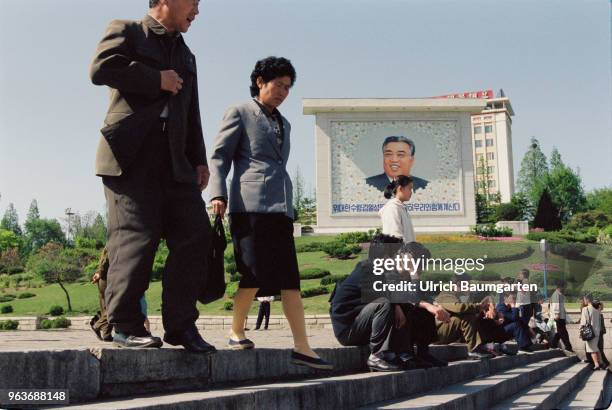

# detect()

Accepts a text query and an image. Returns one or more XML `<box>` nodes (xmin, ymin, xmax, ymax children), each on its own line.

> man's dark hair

<box><xmin>368</xmin><ymin>233</ymin><xmax>402</xmax><ymax>260</ymax></box>
<box><xmin>382</xmin><ymin>136</ymin><xmax>416</xmax><ymax>156</ymax></box>
<box><xmin>519</xmin><ymin>268</ymin><xmax>530</xmax><ymax>279</ymax></box>
<box><xmin>249</xmin><ymin>56</ymin><xmax>296</xmax><ymax>97</ymax></box>
<box><xmin>149</xmin><ymin>0</ymin><xmax>160</xmax><ymax>7</ymax></box>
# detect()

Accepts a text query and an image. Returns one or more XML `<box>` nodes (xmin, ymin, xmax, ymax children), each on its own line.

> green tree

<box><xmin>0</xmin><ymin>229</ymin><xmax>21</xmax><ymax>252</ymax></box>
<box><xmin>73</xmin><ymin>212</ymin><xmax>106</xmax><ymax>248</ymax></box>
<box><xmin>533</xmin><ymin>188</ymin><xmax>562</xmax><ymax>231</ymax></box>
<box><xmin>26</xmin><ymin>242</ymin><xmax>80</xmax><ymax>311</ymax></box>
<box><xmin>549</xmin><ymin>147</ymin><xmax>564</xmax><ymax>171</ymax></box>
<box><xmin>543</xmin><ymin>164</ymin><xmax>586</xmax><ymax>223</ymax></box>
<box><xmin>517</xmin><ymin>137</ymin><xmax>548</xmax><ymax>204</ymax></box>
<box><xmin>26</xmin><ymin>199</ymin><xmax>40</xmax><ymax>222</ymax></box>
<box><xmin>510</xmin><ymin>192</ymin><xmax>533</xmax><ymax>221</ymax></box>
<box><xmin>24</xmin><ymin>218</ymin><xmax>66</xmax><ymax>255</ymax></box>
<box><xmin>586</xmin><ymin>187</ymin><xmax>612</xmax><ymax>216</ymax></box>
<box><xmin>1</xmin><ymin>203</ymin><xmax>22</xmax><ymax>236</ymax></box>
<box><xmin>293</xmin><ymin>166</ymin><xmax>305</xmax><ymax>212</ymax></box>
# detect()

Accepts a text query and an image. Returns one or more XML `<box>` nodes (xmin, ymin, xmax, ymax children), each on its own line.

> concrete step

<box><xmin>558</xmin><ymin>367</ymin><xmax>611</xmax><ymax>409</ymax></box>
<box><xmin>55</xmin><ymin>349</ymin><xmax>563</xmax><ymax>409</ymax></box>
<box><xmin>360</xmin><ymin>352</ymin><xmax>577</xmax><ymax>409</ymax></box>
<box><xmin>491</xmin><ymin>362</ymin><xmax>591</xmax><ymax>410</ymax></box>
<box><xmin>0</xmin><ymin>344</ymin><xmax>467</xmax><ymax>403</ymax></box>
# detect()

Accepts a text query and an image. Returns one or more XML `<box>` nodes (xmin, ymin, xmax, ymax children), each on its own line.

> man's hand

<box><xmin>196</xmin><ymin>165</ymin><xmax>209</xmax><ymax>191</ymax></box>
<box><xmin>212</xmin><ymin>198</ymin><xmax>227</xmax><ymax>218</ymax></box>
<box><xmin>160</xmin><ymin>70</ymin><xmax>183</xmax><ymax>95</ymax></box>
<box><xmin>394</xmin><ymin>305</ymin><xmax>407</xmax><ymax>329</ymax></box>
<box><xmin>91</xmin><ymin>271</ymin><xmax>101</xmax><ymax>284</ymax></box>
<box><xmin>421</xmin><ymin>301</ymin><xmax>450</xmax><ymax>323</ymax></box>
<box><xmin>554</xmin><ymin>314</ymin><xmax>560</xmax><ymax>320</ymax></box>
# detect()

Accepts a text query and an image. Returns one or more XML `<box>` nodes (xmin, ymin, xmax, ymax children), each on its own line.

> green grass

<box><xmin>1</xmin><ymin>236</ymin><xmax>609</xmax><ymax>317</ymax></box>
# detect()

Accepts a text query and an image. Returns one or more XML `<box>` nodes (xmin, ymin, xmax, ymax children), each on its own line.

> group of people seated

<box><xmin>328</xmin><ymin>234</ymin><xmax>588</xmax><ymax>372</ymax></box>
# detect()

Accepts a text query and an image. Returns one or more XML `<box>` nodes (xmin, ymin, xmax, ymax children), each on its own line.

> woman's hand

<box><xmin>212</xmin><ymin>199</ymin><xmax>226</xmax><ymax>218</ymax></box>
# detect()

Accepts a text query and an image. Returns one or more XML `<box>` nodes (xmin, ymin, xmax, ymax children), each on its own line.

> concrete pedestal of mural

<box><xmin>303</xmin><ymin>98</ymin><xmax>486</xmax><ymax>233</ymax></box>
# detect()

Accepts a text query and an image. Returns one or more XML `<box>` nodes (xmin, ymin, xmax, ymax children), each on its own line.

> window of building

<box><xmin>487</xmin><ymin>166</ymin><xmax>495</xmax><ymax>173</ymax></box>
<box><xmin>488</xmin><ymin>180</ymin><xmax>496</xmax><ymax>188</ymax></box>
<box><xmin>486</xmin><ymin>152</ymin><xmax>495</xmax><ymax>160</ymax></box>
<box><xmin>476</xmin><ymin>167</ymin><xmax>485</xmax><ymax>175</ymax></box>
<box><xmin>474</xmin><ymin>126</ymin><xmax>482</xmax><ymax>134</ymax></box>
<box><xmin>485</xmin><ymin>138</ymin><xmax>494</xmax><ymax>147</ymax></box>
<box><xmin>474</xmin><ymin>140</ymin><xmax>483</xmax><ymax>148</ymax></box>
<box><xmin>484</xmin><ymin>124</ymin><xmax>493</xmax><ymax>133</ymax></box>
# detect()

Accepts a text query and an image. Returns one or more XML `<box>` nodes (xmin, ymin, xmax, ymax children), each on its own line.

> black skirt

<box><xmin>229</xmin><ymin>212</ymin><xmax>300</xmax><ymax>295</ymax></box>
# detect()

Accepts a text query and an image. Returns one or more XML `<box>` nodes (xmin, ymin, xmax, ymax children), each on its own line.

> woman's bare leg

<box><xmin>230</xmin><ymin>288</ymin><xmax>258</xmax><ymax>340</ymax></box>
<box><xmin>281</xmin><ymin>289</ymin><xmax>319</xmax><ymax>358</ymax></box>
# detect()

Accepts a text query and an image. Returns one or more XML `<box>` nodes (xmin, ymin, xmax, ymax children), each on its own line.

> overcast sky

<box><xmin>0</xmin><ymin>0</ymin><xmax>610</xmax><ymax>224</ymax></box>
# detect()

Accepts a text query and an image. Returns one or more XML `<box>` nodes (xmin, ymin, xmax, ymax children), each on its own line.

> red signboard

<box><xmin>432</xmin><ymin>90</ymin><xmax>494</xmax><ymax>99</ymax></box>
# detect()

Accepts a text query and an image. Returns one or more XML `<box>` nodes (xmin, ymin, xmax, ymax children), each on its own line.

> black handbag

<box><xmin>198</xmin><ymin>215</ymin><xmax>227</xmax><ymax>304</ymax></box>
<box><xmin>579</xmin><ymin>308</ymin><xmax>595</xmax><ymax>341</ymax></box>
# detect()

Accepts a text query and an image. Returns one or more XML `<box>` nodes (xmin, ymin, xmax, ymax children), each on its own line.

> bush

<box><xmin>300</xmin><ymin>286</ymin><xmax>329</xmax><ymax>298</ymax></box>
<box><xmin>299</xmin><ymin>268</ymin><xmax>330</xmax><ymax>280</ymax></box>
<box><xmin>5</xmin><ymin>266</ymin><xmax>24</xmax><ymax>274</ymax></box>
<box><xmin>526</xmin><ymin>230</ymin><xmax>597</xmax><ymax>244</ymax></box>
<box><xmin>48</xmin><ymin>305</ymin><xmax>64</xmax><ymax>316</ymax></box>
<box><xmin>295</xmin><ymin>242</ymin><xmax>325</xmax><ymax>253</ymax></box>
<box><xmin>51</xmin><ymin>316</ymin><xmax>71</xmax><ymax>328</ymax></box>
<box><xmin>223</xmin><ymin>301</ymin><xmax>234</xmax><ymax>311</ymax></box>
<box><xmin>567</xmin><ymin>211</ymin><xmax>610</xmax><ymax>230</ymax></box>
<box><xmin>320</xmin><ymin>274</ymin><xmax>349</xmax><ymax>286</ymax></box>
<box><xmin>494</xmin><ymin>203</ymin><xmax>522</xmax><ymax>222</ymax></box>
<box><xmin>336</xmin><ymin>231</ymin><xmax>374</xmax><ymax>245</ymax></box>
<box><xmin>0</xmin><ymin>295</ymin><xmax>16</xmax><ymax>303</ymax></box>
<box><xmin>225</xmin><ymin>262</ymin><xmax>238</xmax><ymax>275</ymax></box>
<box><xmin>0</xmin><ymin>320</ymin><xmax>18</xmax><ymax>330</ymax></box>
<box><xmin>323</xmin><ymin>241</ymin><xmax>361</xmax><ymax>259</ymax></box>
<box><xmin>471</xmin><ymin>224</ymin><xmax>512</xmax><ymax>238</ymax></box>
<box><xmin>1</xmin><ymin>305</ymin><xmax>13</xmax><ymax>314</ymax></box>
<box><xmin>550</xmin><ymin>242</ymin><xmax>586</xmax><ymax>258</ymax></box>
<box><xmin>225</xmin><ymin>282</ymin><xmax>239</xmax><ymax>298</ymax></box>
<box><xmin>229</xmin><ymin>273</ymin><xmax>241</xmax><ymax>282</ymax></box>
<box><xmin>17</xmin><ymin>292</ymin><xmax>36</xmax><ymax>299</ymax></box>
<box><xmin>39</xmin><ymin>316</ymin><xmax>72</xmax><ymax>330</ymax></box>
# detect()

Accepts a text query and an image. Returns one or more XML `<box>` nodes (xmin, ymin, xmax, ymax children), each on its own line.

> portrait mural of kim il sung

<box><xmin>330</xmin><ymin>120</ymin><xmax>464</xmax><ymax>216</ymax></box>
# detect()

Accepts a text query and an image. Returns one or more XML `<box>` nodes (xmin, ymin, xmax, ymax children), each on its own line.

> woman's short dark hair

<box><xmin>250</xmin><ymin>56</ymin><xmax>296</xmax><ymax>97</ymax></box>
<box><xmin>149</xmin><ymin>0</ymin><xmax>160</xmax><ymax>7</ymax></box>
<box><xmin>384</xmin><ymin>175</ymin><xmax>414</xmax><ymax>199</ymax></box>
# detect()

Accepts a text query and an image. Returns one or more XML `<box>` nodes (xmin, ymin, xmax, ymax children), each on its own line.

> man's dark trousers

<box><xmin>103</xmin><ymin>122</ymin><xmax>211</xmax><ymax>336</ymax></box>
<box><xmin>336</xmin><ymin>302</ymin><xmax>410</xmax><ymax>356</ymax></box>
<box><xmin>256</xmin><ymin>301</ymin><xmax>271</xmax><ymax>330</ymax></box>
<box><xmin>552</xmin><ymin>319</ymin><xmax>573</xmax><ymax>351</ymax></box>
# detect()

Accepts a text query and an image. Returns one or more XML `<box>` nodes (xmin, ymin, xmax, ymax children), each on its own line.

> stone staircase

<box><xmin>0</xmin><ymin>344</ymin><xmax>609</xmax><ymax>409</ymax></box>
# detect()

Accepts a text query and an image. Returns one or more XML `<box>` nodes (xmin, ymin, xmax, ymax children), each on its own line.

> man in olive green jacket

<box><xmin>89</xmin><ymin>0</ymin><xmax>214</xmax><ymax>353</ymax></box>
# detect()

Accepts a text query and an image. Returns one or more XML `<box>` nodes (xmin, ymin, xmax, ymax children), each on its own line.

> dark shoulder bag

<box><xmin>198</xmin><ymin>215</ymin><xmax>227</xmax><ymax>304</ymax></box>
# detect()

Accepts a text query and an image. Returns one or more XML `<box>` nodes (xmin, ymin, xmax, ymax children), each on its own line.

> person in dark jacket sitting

<box><xmin>330</xmin><ymin>235</ymin><xmax>449</xmax><ymax>371</ymax></box>
<box><xmin>495</xmin><ymin>293</ymin><xmax>534</xmax><ymax>353</ymax></box>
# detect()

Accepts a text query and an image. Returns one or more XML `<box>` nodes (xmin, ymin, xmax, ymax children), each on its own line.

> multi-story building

<box><xmin>470</xmin><ymin>90</ymin><xmax>515</xmax><ymax>202</ymax></box>
<box><xmin>433</xmin><ymin>89</ymin><xmax>515</xmax><ymax>202</ymax></box>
